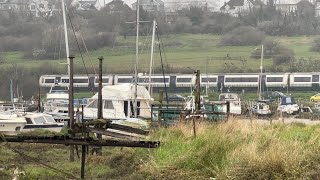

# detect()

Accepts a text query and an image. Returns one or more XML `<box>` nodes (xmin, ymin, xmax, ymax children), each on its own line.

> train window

<box><xmin>118</xmin><ymin>78</ymin><xmax>133</xmax><ymax>83</ymax></box>
<box><xmin>138</xmin><ymin>78</ymin><xmax>150</xmax><ymax>83</ymax></box>
<box><xmin>61</xmin><ymin>79</ymin><xmax>69</xmax><ymax>83</ymax></box>
<box><xmin>102</xmin><ymin>78</ymin><xmax>109</xmax><ymax>83</ymax></box>
<box><xmin>74</xmin><ymin>79</ymin><xmax>88</xmax><ymax>83</ymax></box>
<box><xmin>44</xmin><ymin>79</ymin><xmax>55</xmax><ymax>83</ymax></box>
<box><xmin>267</xmin><ymin>77</ymin><xmax>283</xmax><ymax>82</ymax></box>
<box><xmin>201</xmin><ymin>78</ymin><xmax>217</xmax><ymax>82</ymax></box>
<box><xmin>225</xmin><ymin>77</ymin><xmax>258</xmax><ymax>82</ymax></box>
<box><xmin>294</xmin><ymin>77</ymin><xmax>311</xmax><ymax>82</ymax></box>
<box><xmin>312</xmin><ymin>75</ymin><xmax>319</xmax><ymax>82</ymax></box>
<box><xmin>104</xmin><ymin>100</ymin><xmax>114</xmax><ymax>109</ymax></box>
<box><xmin>151</xmin><ymin>78</ymin><xmax>169</xmax><ymax>83</ymax></box>
<box><xmin>95</xmin><ymin>78</ymin><xmax>109</xmax><ymax>83</ymax></box>
<box><xmin>177</xmin><ymin>78</ymin><xmax>192</xmax><ymax>82</ymax></box>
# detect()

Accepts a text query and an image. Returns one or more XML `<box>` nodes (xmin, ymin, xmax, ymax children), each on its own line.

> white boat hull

<box><xmin>0</xmin><ymin>121</ymin><xmax>26</xmax><ymax>135</ymax></box>
<box><xmin>22</xmin><ymin>124</ymin><xmax>64</xmax><ymax>133</ymax></box>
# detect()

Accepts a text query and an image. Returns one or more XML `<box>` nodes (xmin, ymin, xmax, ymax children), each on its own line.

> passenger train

<box><xmin>39</xmin><ymin>72</ymin><xmax>320</xmax><ymax>92</ymax></box>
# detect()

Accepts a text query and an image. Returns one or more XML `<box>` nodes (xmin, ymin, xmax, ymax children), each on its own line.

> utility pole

<box><xmin>68</xmin><ymin>55</ymin><xmax>75</xmax><ymax>162</ymax></box>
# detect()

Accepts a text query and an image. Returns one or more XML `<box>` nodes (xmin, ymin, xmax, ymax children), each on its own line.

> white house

<box><xmin>71</xmin><ymin>0</ymin><xmax>97</xmax><ymax>10</ymax></box>
<box><xmin>220</xmin><ymin>0</ymin><xmax>264</xmax><ymax>16</ymax></box>
<box><xmin>132</xmin><ymin>0</ymin><xmax>164</xmax><ymax>12</ymax></box>
<box><xmin>29</xmin><ymin>0</ymin><xmax>52</xmax><ymax>17</ymax></box>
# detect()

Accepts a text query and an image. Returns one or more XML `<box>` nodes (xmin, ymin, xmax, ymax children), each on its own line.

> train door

<box><xmin>170</xmin><ymin>75</ymin><xmax>177</xmax><ymax>91</ymax></box>
<box><xmin>55</xmin><ymin>76</ymin><xmax>61</xmax><ymax>85</ymax></box>
<box><xmin>261</xmin><ymin>75</ymin><xmax>266</xmax><ymax>93</ymax></box>
<box><xmin>312</xmin><ymin>75</ymin><xmax>319</xmax><ymax>90</ymax></box>
<box><xmin>217</xmin><ymin>75</ymin><xmax>225</xmax><ymax>93</ymax></box>
<box><xmin>88</xmin><ymin>76</ymin><xmax>95</xmax><ymax>90</ymax></box>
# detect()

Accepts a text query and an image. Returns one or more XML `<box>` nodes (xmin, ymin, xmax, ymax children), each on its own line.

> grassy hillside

<box><xmin>2</xmin><ymin>34</ymin><xmax>320</xmax><ymax>73</ymax></box>
<box><xmin>1</xmin><ymin>121</ymin><xmax>320</xmax><ymax>179</ymax></box>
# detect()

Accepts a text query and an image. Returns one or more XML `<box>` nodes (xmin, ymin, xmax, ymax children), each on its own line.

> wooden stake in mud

<box><xmin>69</xmin><ymin>55</ymin><xmax>75</xmax><ymax>162</ymax></box>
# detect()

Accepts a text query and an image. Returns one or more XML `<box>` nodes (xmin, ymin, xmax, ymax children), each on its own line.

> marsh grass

<box><xmin>1</xmin><ymin>120</ymin><xmax>320</xmax><ymax>179</ymax></box>
<box><xmin>142</xmin><ymin>120</ymin><xmax>320</xmax><ymax>179</ymax></box>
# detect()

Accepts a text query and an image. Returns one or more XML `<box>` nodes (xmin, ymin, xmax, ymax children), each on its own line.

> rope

<box><xmin>156</xmin><ymin>24</ymin><xmax>169</xmax><ymax>105</ymax></box>
<box><xmin>69</xmin><ymin>8</ymin><xmax>97</xmax><ymax>75</ymax></box>
<box><xmin>66</xmin><ymin>10</ymin><xmax>90</xmax><ymax>78</ymax></box>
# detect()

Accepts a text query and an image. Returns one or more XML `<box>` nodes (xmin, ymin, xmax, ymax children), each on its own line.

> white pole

<box><xmin>148</xmin><ymin>20</ymin><xmax>156</xmax><ymax>95</ymax></box>
<box><xmin>259</xmin><ymin>43</ymin><xmax>264</xmax><ymax>100</ymax></box>
<box><xmin>134</xmin><ymin>0</ymin><xmax>140</xmax><ymax>118</ymax></box>
<box><xmin>62</xmin><ymin>0</ymin><xmax>70</xmax><ymax>76</ymax></box>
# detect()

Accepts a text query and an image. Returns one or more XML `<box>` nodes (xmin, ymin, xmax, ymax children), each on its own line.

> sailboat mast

<box><xmin>148</xmin><ymin>20</ymin><xmax>156</xmax><ymax>95</ymax></box>
<box><xmin>62</xmin><ymin>0</ymin><xmax>70</xmax><ymax>76</ymax></box>
<box><xmin>134</xmin><ymin>0</ymin><xmax>140</xmax><ymax>118</ymax></box>
<box><xmin>259</xmin><ymin>43</ymin><xmax>264</xmax><ymax>100</ymax></box>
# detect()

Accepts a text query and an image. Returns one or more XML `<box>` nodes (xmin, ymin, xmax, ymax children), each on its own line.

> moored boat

<box><xmin>0</xmin><ymin>113</ymin><xmax>27</xmax><ymax>135</ymax></box>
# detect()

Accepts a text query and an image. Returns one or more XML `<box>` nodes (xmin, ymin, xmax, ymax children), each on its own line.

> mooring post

<box><xmin>69</xmin><ymin>55</ymin><xmax>75</xmax><ymax>162</ymax></box>
<box><xmin>158</xmin><ymin>90</ymin><xmax>163</xmax><ymax>126</ymax></box>
<box><xmin>226</xmin><ymin>101</ymin><xmax>230</xmax><ymax>121</ymax></box>
<box><xmin>195</xmin><ymin>70</ymin><xmax>201</xmax><ymax>112</ymax></box>
<box><xmin>38</xmin><ymin>80</ymin><xmax>41</xmax><ymax>112</ymax></box>
<box><xmin>97</xmin><ymin>56</ymin><xmax>104</xmax><ymax>156</ymax></box>
<box><xmin>98</xmin><ymin>56</ymin><xmax>103</xmax><ymax>120</ymax></box>
<box><xmin>81</xmin><ymin>144</ymin><xmax>86</xmax><ymax>179</ymax></box>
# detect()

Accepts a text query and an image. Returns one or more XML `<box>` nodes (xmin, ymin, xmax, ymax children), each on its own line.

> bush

<box><xmin>310</xmin><ymin>37</ymin><xmax>320</xmax><ymax>52</ymax></box>
<box><xmin>272</xmin><ymin>47</ymin><xmax>295</xmax><ymax>65</ymax></box>
<box><xmin>251</xmin><ymin>39</ymin><xmax>295</xmax><ymax>66</ymax></box>
<box><xmin>84</xmin><ymin>32</ymin><xmax>115</xmax><ymax>50</ymax></box>
<box><xmin>220</xmin><ymin>26</ymin><xmax>265</xmax><ymax>46</ymax></box>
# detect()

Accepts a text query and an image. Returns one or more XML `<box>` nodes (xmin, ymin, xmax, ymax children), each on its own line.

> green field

<box><xmin>2</xmin><ymin>34</ymin><xmax>320</xmax><ymax>73</ymax></box>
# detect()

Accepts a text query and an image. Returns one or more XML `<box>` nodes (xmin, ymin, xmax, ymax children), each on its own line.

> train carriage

<box><xmin>224</xmin><ymin>74</ymin><xmax>259</xmax><ymax>88</ymax></box>
<box><xmin>200</xmin><ymin>75</ymin><xmax>218</xmax><ymax>87</ymax></box>
<box><xmin>138</xmin><ymin>75</ymin><xmax>170</xmax><ymax>87</ymax></box>
<box><xmin>289</xmin><ymin>73</ymin><xmax>313</xmax><ymax>87</ymax></box>
<box><xmin>175</xmin><ymin>75</ymin><xmax>196</xmax><ymax>88</ymax></box>
<box><xmin>114</xmin><ymin>75</ymin><xmax>134</xmax><ymax>85</ymax></box>
<box><xmin>265</xmin><ymin>74</ymin><xmax>289</xmax><ymax>88</ymax></box>
<box><xmin>94</xmin><ymin>75</ymin><xmax>113</xmax><ymax>87</ymax></box>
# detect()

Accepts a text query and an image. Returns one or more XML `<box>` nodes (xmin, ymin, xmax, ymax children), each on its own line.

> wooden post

<box><xmin>97</xmin><ymin>56</ymin><xmax>104</xmax><ymax>156</ymax></box>
<box><xmin>158</xmin><ymin>90</ymin><xmax>163</xmax><ymax>126</ymax></box>
<box><xmin>226</xmin><ymin>101</ymin><xmax>230</xmax><ymax>121</ymax></box>
<box><xmin>69</xmin><ymin>55</ymin><xmax>75</xmax><ymax>162</ymax></box>
<box><xmin>195</xmin><ymin>70</ymin><xmax>201</xmax><ymax>112</ymax></box>
<box><xmin>192</xmin><ymin>117</ymin><xmax>196</xmax><ymax>139</ymax></box>
<box><xmin>81</xmin><ymin>145</ymin><xmax>86</xmax><ymax>179</ymax></box>
<box><xmin>38</xmin><ymin>81</ymin><xmax>41</xmax><ymax>112</ymax></box>
<box><xmin>98</xmin><ymin>57</ymin><xmax>103</xmax><ymax>119</ymax></box>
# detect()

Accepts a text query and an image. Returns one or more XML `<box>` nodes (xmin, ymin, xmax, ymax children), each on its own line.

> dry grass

<box><xmin>142</xmin><ymin>119</ymin><xmax>320</xmax><ymax>179</ymax></box>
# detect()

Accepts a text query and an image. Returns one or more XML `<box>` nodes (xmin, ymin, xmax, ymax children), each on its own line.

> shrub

<box><xmin>251</xmin><ymin>39</ymin><xmax>295</xmax><ymax>66</ymax></box>
<box><xmin>272</xmin><ymin>46</ymin><xmax>295</xmax><ymax>65</ymax></box>
<box><xmin>219</xmin><ymin>26</ymin><xmax>265</xmax><ymax>46</ymax></box>
<box><xmin>310</xmin><ymin>37</ymin><xmax>320</xmax><ymax>52</ymax></box>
